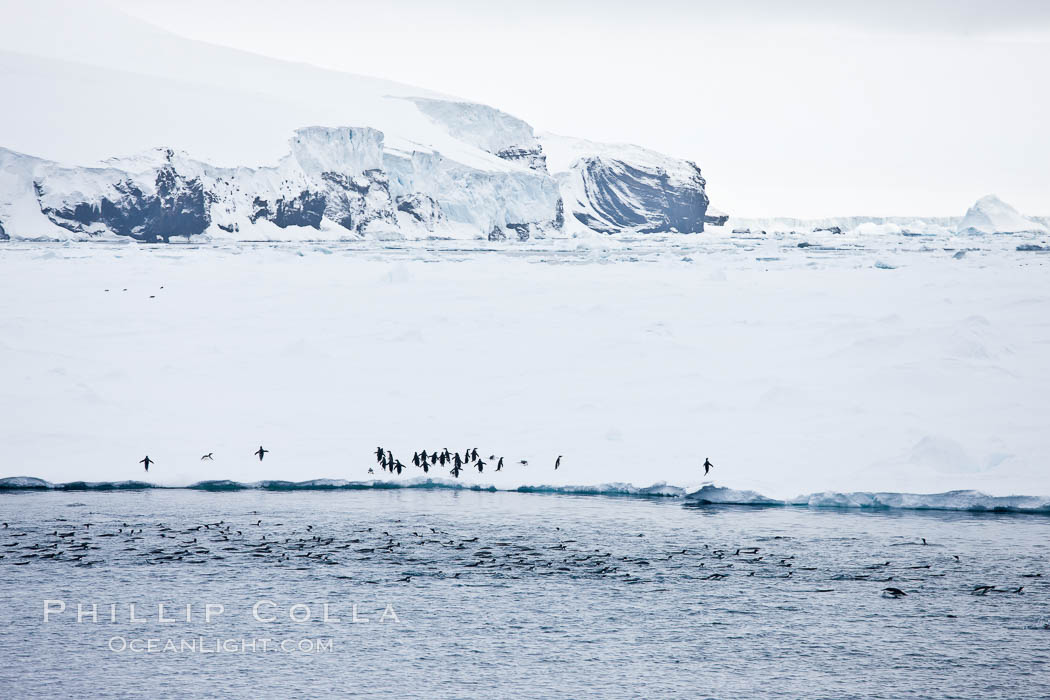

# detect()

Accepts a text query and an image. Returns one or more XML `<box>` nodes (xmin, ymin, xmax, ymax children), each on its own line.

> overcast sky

<box><xmin>104</xmin><ymin>2</ymin><xmax>1050</xmax><ymax>215</ymax></box>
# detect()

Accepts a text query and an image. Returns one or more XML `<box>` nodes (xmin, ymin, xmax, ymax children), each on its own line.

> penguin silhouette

<box><xmin>555</xmin><ymin>455</ymin><xmax>562</xmax><ymax>470</ymax></box>
<box><xmin>703</xmin><ymin>458</ymin><xmax>713</xmax><ymax>476</ymax></box>
<box><xmin>139</xmin><ymin>455</ymin><xmax>153</xmax><ymax>472</ymax></box>
<box><xmin>255</xmin><ymin>446</ymin><xmax>269</xmax><ymax>461</ymax></box>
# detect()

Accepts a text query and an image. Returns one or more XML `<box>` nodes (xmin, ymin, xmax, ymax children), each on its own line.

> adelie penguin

<box><xmin>255</xmin><ymin>446</ymin><xmax>269</xmax><ymax>461</ymax></box>
<box><xmin>555</xmin><ymin>455</ymin><xmax>562</xmax><ymax>470</ymax></box>
<box><xmin>139</xmin><ymin>455</ymin><xmax>153</xmax><ymax>472</ymax></box>
<box><xmin>703</xmin><ymin>458</ymin><xmax>714</xmax><ymax>476</ymax></box>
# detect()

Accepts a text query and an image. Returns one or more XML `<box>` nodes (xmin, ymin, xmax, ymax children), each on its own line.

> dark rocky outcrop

<box><xmin>488</xmin><ymin>226</ymin><xmax>507</xmax><ymax>241</ymax></box>
<box><xmin>506</xmin><ymin>222</ymin><xmax>530</xmax><ymax>241</ymax></box>
<box><xmin>0</xmin><ymin>220</ymin><xmax>7</xmax><ymax>240</ymax></box>
<box><xmin>572</xmin><ymin>157</ymin><xmax>709</xmax><ymax>234</ymax></box>
<box><xmin>395</xmin><ymin>193</ymin><xmax>445</xmax><ymax>232</ymax></box>
<box><xmin>320</xmin><ymin>169</ymin><xmax>396</xmax><ymax>233</ymax></box>
<box><xmin>249</xmin><ymin>190</ymin><xmax>327</xmax><ymax>229</ymax></box>
<box><xmin>704</xmin><ymin>211</ymin><xmax>729</xmax><ymax>226</ymax></box>
<box><xmin>814</xmin><ymin>226</ymin><xmax>843</xmax><ymax>235</ymax></box>
<box><xmin>36</xmin><ymin>166</ymin><xmax>210</xmax><ymax>242</ymax></box>
<box><xmin>496</xmin><ymin>146</ymin><xmax>548</xmax><ymax>173</ymax></box>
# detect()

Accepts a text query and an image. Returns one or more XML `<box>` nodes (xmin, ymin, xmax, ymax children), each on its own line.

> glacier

<box><xmin>0</xmin><ymin>2</ymin><xmax>714</xmax><ymax>243</ymax></box>
<box><xmin>0</xmin><ymin>114</ymin><xmax>713</xmax><ymax>243</ymax></box>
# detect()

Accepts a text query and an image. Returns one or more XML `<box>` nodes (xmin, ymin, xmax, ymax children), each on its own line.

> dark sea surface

<box><xmin>1</xmin><ymin>489</ymin><xmax>1047</xmax><ymax>698</ymax></box>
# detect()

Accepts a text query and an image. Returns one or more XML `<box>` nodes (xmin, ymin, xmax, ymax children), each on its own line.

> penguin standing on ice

<box><xmin>555</xmin><ymin>455</ymin><xmax>562</xmax><ymax>470</ymax></box>
<box><xmin>140</xmin><ymin>455</ymin><xmax>153</xmax><ymax>472</ymax></box>
<box><xmin>703</xmin><ymin>458</ymin><xmax>713</xmax><ymax>476</ymax></box>
<box><xmin>496</xmin><ymin>457</ymin><xmax>504</xmax><ymax>472</ymax></box>
<box><xmin>255</xmin><ymin>446</ymin><xmax>269</xmax><ymax>461</ymax></box>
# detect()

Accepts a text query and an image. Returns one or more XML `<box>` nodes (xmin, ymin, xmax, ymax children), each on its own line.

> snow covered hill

<box><xmin>0</xmin><ymin>0</ymin><xmax>713</xmax><ymax>242</ymax></box>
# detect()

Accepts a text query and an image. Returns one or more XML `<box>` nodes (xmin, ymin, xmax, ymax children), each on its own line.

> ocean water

<box><xmin>1</xmin><ymin>489</ymin><xmax>1047</xmax><ymax>698</ymax></box>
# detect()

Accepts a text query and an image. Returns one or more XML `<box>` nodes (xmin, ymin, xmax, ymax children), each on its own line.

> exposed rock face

<box><xmin>495</xmin><ymin>147</ymin><xmax>547</xmax><ymax>173</ymax></box>
<box><xmin>35</xmin><ymin>165</ymin><xmax>211</xmax><ymax>242</ymax></box>
<box><xmin>570</xmin><ymin>156</ymin><xmax>709</xmax><ymax>234</ymax></box>
<box><xmin>249</xmin><ymin>191</ymin><xmax>326</xmax><ymax>229</ymax></box>
<box><xmin>488</xmin><ymin>225</ymin><xmax>507</xmax><ymax>241</ymax></box>
<box><xmin>814</xmin><ymin>226</ymin><xmax>843</xmax><ymax>235</ymax></box>
<box><xmin>395</xmin><ymin>193</ymin><xmax>445</xmax><ymax>232</ymax></box>
<box><xmin>704</xmin><ymin>209</ymin><xmax>729</xmax><ymax>227</ymax></box>
<box><xmin>0</xmin><ymin>220</ymin><xmax>7</xmax><ymax>240</ymax></box>
<box><xmin>506</xmin><ymin>222</ymin><xmax>530</xmax><ymax>241</ymax></box>
<box><xmin>540</xmin><ymin>134</ymin><xmax>712</xmax><ymax>235</ymax></box>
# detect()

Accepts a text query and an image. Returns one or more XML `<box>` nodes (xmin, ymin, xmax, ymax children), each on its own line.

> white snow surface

<box><xmin>1</xmin><ymin>237</ymin><xmax>1048</xmax><ymax>502</ymax></box>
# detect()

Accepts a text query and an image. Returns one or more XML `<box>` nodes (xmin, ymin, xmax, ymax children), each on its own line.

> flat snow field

<box><xmin>1</xmin><ymin>239</ymin><xmax>1048</xmax><ymax>499</ymax></box>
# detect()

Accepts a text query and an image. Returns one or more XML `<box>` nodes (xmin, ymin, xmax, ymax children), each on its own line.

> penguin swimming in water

<box><xmin>703</xmin><ymin>458</ymin><xmax>713</xmax><ymax>476</ymax></box>
<box><xmin>255</xmin><ymin>446</ymin><xmax>269</xmax><ymax>461</ymax></box>
<box><xmin>140</xmin><ymin>455</ymin><xmax>153</xmax><ymax>472</ymax></box>
<box><xmin>201</xmin><ymin>453</ymin><xmax>214</xmax><ymax>461</ymax></box>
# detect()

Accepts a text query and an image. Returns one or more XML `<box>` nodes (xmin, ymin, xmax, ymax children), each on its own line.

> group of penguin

<box><xmin>139</xmin><ymin>446</ymin><xmax>269</xmax><ymax>471</ymax></box>
<box><xmin>370</xmin><ymin>447</ymin><xmax>561</xmax><ymax>478</ymax></box>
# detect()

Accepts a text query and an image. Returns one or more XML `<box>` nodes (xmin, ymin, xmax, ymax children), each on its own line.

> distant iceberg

<box><xmin>957</xmin><ymin>195</ymin><xmax>1048</xmax><ymax>235</ymax></box>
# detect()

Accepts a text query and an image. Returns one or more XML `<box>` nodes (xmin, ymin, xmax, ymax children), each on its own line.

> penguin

<box><xmin>703</xmin><ymin>458</ymin><xmax>713</xmax><ymax>476</ymax></box>
<box><xmin>555</xmin><ymin>455</ymin><xmax>562</xmax><ymax>470</ymax></box>
<box><xmin>255</xmin><ymin>446</ymin><xmax>269</xmax><ymax>461</ymax></box>
<box><xmin>139</xmin><ymin>455</ymin><xmax>153</xmax><ymax>472</ymax></box>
